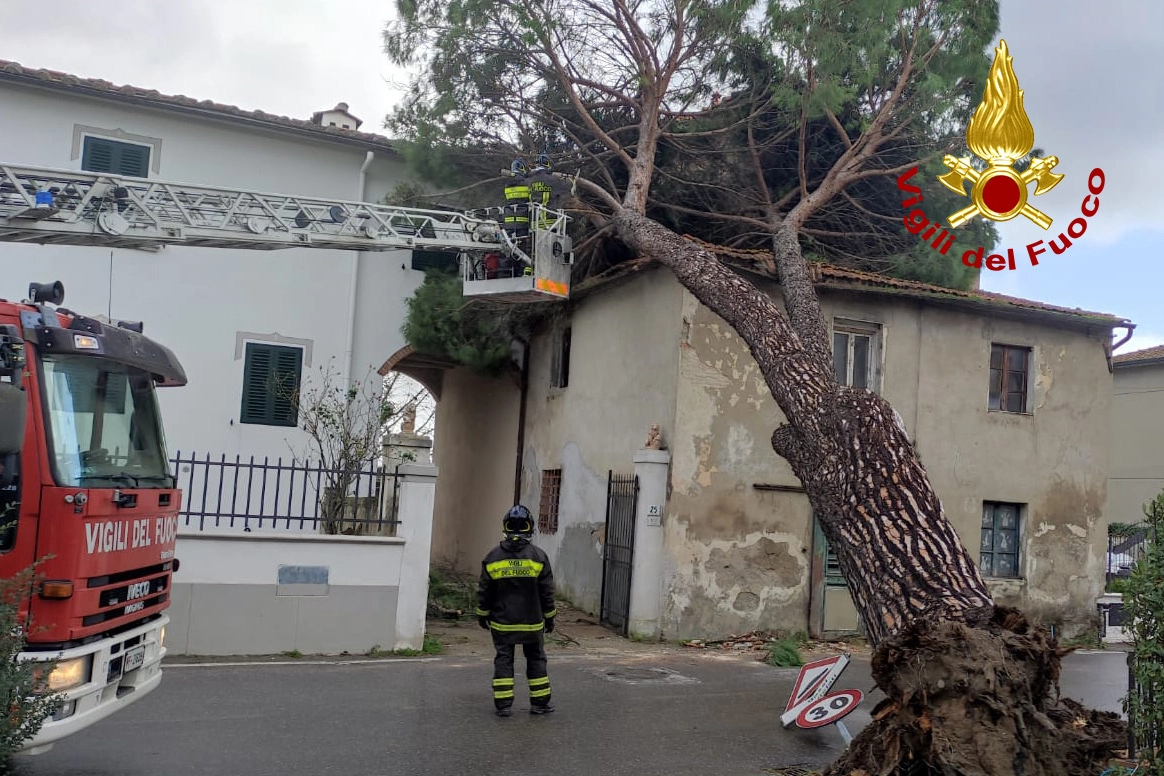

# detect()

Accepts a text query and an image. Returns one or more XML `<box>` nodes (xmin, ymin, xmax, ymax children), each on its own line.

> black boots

<box><xmin>496</xmin><ymin>703</ymin><xmax>554</xmax><ymax>716</ymax></box>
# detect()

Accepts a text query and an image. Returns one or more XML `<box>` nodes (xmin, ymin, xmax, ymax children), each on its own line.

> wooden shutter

<box><xmin>551</xmin><ymin>327</ymin><xmax>572</xmax><ymax>388</ymax></box>
<box><xmin>410</xmin><ymin>250</ymin><xmax>458</xmax><ymax>273</ymax></box>
<box><xmin>271</xmin><ymin>347</ymin><xmax>302</xmax><ymax>426</ymax></box>
<box><xmin>117</xmin><ymin>143</ymin><xmax>150</xmax><ymax>177</ymax></box>
<box><xmin>81</xmin><ymin>137</ymin><xmax>150</xmax><ymax>177</ymax></box>
<box><xmin>240</xmin><ymin>343</ymin><xmax>302</xmax><ymax>426</ymax></box>
<box><xmin>240</xmin><ymin>344</ymin><xmax>274</xmax><ymax>424</ymax></box>
<box><xmin>82</xmin><ymin>138</ymin><xmax>116</xmax><ymax>173</ymax></box>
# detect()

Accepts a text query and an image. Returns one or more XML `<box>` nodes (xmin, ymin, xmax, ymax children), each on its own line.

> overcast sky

<box><xmin>1</xmin><ymin>1</ymin><xmax>1160</xmax><ymax>353</ymax></box>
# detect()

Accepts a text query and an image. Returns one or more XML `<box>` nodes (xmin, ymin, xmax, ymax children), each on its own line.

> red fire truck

<box><xmin>0</xmin><ymin>279</ymin><xmax>185</xmax><ymax>754</ymax></box>
<box><xmin>0</xmin><ymin>161</ymin><xmax>573</xmax><ymax>754</ymax></box>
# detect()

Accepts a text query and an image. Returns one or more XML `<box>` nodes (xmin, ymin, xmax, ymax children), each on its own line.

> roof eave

<box><xmin>0</xmin><ymin>71</ymin><xmax>399</xmax><ymax>156</ymax></box>
<box><xmin>816</xmin><ymin>280</ymin><xmax>1129</xmax><ymax>331</ymax></box>
<box><xmin>1114</xmin><ymin>357</ymin><xmax>1164</xmax><ymax>369</ymax></box>
<box><xmin>580</xmin><ymin>258</ymin><xmax>1129</xmax><ymax>330</ymax></box>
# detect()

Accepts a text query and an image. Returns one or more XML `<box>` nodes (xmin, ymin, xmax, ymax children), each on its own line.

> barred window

<box><xmin>538</xmin><ymin>468</ymin><xmax>562</xmax><ymax>533</ymax></box>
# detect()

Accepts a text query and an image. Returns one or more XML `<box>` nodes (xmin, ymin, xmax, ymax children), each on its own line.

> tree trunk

<box><xmin>613</xmin><ymin>209</ymin><xmax>992</xmax><ymax>642</ymax></box>
<box><xmin>609</xmin><ymin>209</ymin><xmax>1126</xmax><ymax>775</ymax></box>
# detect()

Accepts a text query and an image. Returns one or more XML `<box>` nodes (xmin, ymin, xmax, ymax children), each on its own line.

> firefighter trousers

<box><xmin>491</xmin><ymin>633</ymin><xmax>551</xmax><ymax>710</ymax></box>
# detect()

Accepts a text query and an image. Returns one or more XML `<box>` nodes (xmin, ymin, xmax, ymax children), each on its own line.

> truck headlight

<box><xmin>159</xmin><ymin>626</ymin><xmax>166</xmax><ymax>648</ymax></box>
<box><xmin>48</xmin><ymin>656</ymin><xmax>91</xmax><ymax>691</ymax></box>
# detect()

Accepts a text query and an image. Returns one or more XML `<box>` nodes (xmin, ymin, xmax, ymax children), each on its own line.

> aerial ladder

<box><xmin>0</xmin><ymin>163</ymin><xmax>574</xmax><ymax>303</ymax></box>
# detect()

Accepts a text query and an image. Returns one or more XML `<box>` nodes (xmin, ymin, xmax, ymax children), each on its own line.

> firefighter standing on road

<box><xmin>476</xmin><ymin>504</ymin><xmax>557</xmax><ymax>717</ymax></box>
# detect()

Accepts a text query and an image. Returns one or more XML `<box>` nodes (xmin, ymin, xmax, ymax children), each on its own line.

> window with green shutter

<box><xmin>240</xmin><ymin>343</ymin><xmax>303</xmax><ymax>427</ymax></box>
<box><xmin>81</xmin><ymin>136</ymin><xmax>151</xmax><ymax>178</ymax></box>
<box><xmin>411</xmin><ymin>249</ymin><xmax>458</xmax><ymax>273</ymax></box>
<box><xmin>812</xmin><ymin>513</ymin><xmax>848</xmax><ymax>588</ymax></box>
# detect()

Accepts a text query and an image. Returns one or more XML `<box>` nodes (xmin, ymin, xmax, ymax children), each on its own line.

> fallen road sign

<box><xmin>794</xmin><ymin>688</ymin><xmax>863</xmax><ymax>730</ymax></box>
<box><xmin>780</xmin><ymin>653</ymin><xmax>850</xmax><ymax>727</ymax></box>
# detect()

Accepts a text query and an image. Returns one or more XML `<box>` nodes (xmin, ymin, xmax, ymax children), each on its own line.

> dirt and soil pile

<box><xmin>824</xmin><ymin>607</ymin><xmax>1126</xmax><ymax>776</ymax></box>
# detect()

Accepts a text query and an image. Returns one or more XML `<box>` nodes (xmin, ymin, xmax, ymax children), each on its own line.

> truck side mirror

<box><xmin>0</xmin><ymin>382</ymin><xmax>26</xmax><ymax>456</ymax></box>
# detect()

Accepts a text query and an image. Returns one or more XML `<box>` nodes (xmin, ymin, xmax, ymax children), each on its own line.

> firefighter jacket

<box><xmin>527</xmin><ymin>170</ymin><xmax>564</xmax><ymax>228</ymax></box>
<box><xmin>476</xmin><ymin>538</ymin><xmax>557</xmax><ymax>641</ymax></box>
<box><xmin>502</xmin><ymin>178</ymin><xmax>532</xmax><ymax>232</ymax></box>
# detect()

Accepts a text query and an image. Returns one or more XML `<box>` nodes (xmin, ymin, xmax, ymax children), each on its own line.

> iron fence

<box><xmin>170</xmin><ymin>451</ymin><xmax>400</xmax><ymax>535</ymax></box>
<box><xmin>1107</xmin><ymin>527</ymin><xmax>1151</xmax><ymax>582</ymax></box>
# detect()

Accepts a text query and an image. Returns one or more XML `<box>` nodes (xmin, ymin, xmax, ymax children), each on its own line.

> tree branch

<box><xmin>540</xmin><ymin>25</ymin><xmax>635</xmax><ymax>170</ymax></box>
<box><xmin>574</xmin><ymin>176</ymin><xmax>622</xmax><ymax>211</ymax></box>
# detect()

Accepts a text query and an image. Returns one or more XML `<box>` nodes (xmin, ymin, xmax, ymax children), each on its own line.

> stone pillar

<box><xmin>393</xmin><ymin>462</ymin><xmax>438</xmax><ymax>651</ymax></box>
<box><xmin>384</xmin><ymin>431</ymin><xmax>433</xmax><ymax>468</ymax></box>
<box><xmin>627</xmin><ymin>448</ymin><xmax>671</xmax><ymax>639</ymax></box>
<box><xmin>382</xmin><ymin>432</ymin><xmax>434</xmax><ymax>537</ymax></box>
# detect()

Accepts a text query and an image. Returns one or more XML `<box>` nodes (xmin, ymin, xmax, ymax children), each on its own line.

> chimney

<box><xmin>310</xmin><ymin>102</ymin><xmax>363</xmax><ymax>131</ymax></box>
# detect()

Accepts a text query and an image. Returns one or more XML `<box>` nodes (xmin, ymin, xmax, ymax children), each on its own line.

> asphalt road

<box><xmin>10</xmin><ymin>648</ymin><xmax>1131</xmax><ymax>776</ymax></box>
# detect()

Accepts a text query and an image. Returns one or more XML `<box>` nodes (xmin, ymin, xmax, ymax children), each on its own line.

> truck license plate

<box><xmin>123</xmin><ymin>646</ymin><xmax>145</xmax><ymax>673</ymax></box>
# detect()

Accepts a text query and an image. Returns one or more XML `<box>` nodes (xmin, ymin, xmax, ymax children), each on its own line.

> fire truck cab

<box><xmin>0</xmin><ymin>280</ymin><xmax>186</xmax><ymax>755</ymax></box>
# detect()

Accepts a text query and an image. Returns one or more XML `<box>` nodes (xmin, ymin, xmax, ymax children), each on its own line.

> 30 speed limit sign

<box><xmin>794</xmin><ymin>689</ymin><xmax>863</xmax><ymax>729</ymax></box>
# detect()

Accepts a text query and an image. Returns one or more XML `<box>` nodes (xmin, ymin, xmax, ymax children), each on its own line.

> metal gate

<box><xmin>599</xmin><ymin>471</ymin><xmax>639</xmax><ymax>636</ymax></box>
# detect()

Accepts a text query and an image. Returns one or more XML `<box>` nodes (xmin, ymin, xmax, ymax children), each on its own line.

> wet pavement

<box><xmin>10</xmin><ymin>645</ymin><xmax>1132</xmax><ymax>776</ymax></box>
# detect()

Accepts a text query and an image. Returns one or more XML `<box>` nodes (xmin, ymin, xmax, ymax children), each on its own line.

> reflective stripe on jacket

<box><xmin>476</xmin><ymin>539</ymin><xmax>556</xmax><ymax>636</ymax></box>
<box><xmin>504</xmin><ymin>183</ymin><xmax>532</xmax><ymax>203</ymax></box>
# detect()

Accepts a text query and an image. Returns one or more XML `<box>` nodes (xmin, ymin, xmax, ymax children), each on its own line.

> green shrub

<box><xmin>765</xmin><ymin>636</ymin><xmax>806</xmax><ymax>668</ymax></box>
<box><xmin>1122</xmin><ymin>490</ymin><xmax>1164</xmax><ymax>774</ymax></box>
<box><xmin>1107</xmin><ymin>576</ymin><xmax>1132</xmax><ymax>595</ymax></box>
<box><xmin>1</xmin><ymin>562</ymin><xmax>63</xmax><ymax>766</ymax></box>
<box><xmin>391</xmin><ymin>635</ymin><xmax>444</xmax><ymax>657</ymax></box>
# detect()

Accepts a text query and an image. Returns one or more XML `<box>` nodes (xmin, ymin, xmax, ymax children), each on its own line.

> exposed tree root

<box><xmin>824</xmin><ymin>607</ymin><xmax>1126</xmax><ymax>776</ymax></box>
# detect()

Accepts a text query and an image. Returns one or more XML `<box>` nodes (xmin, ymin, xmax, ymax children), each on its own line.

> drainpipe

<box><xmin>513</xmin><ymin>337</ymin><xmax>530</xmax><ymax>506</ymax></box>
<box><xmin>344</xmin><ymin>150</ymin><xmax>375</xmax><ymax>382</ymax></box>
<box><xmin>1111</xmin><ymin>323</ymin><xmax>1135</xmax><ymax>354</ymax></box>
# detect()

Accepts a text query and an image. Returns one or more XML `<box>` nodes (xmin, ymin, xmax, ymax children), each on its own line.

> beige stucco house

<box><xmin>1108</xmin><ymin>345</ymin><xmax>1164</xmax><ymax>528</ymax></box>
<box><xmin>391</xmin><ymin>260</ymin><xmax>1132</xmax><ymax>642</ymax></box>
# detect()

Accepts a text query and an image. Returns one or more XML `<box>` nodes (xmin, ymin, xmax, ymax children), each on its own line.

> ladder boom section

<box><xmin>0</xmin><ymin>163</ymin><xmax>505</xmax><ymax>252</ymax></box>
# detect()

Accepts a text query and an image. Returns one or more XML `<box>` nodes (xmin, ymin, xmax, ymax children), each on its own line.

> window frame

<box><xmin>538</xmin><ymin>468</ymin><xmax>562</xmax><ymax>534</ymax></box>
<box><xmin>550</xmin><ymin>326</ymin><xmax>572</xmax><ymax>390</ymax></box>
<box><xmin>239</xmin><ymin>342</ymin><xmax>304</xmax><ymax>427</ymax></box>
<box><xmin>80</xmin><ymin>135</ymin><xmax>153</xmax><ymax>178</ymax></box>
<box><xmin>988</xmin><ymin>343</ymin><xmax>1032</xmax><ymax>414</ymax></box>
<box><xmin>980</xmin><ymin>501</ymin><xmax>1024</xmax><ymax>579</ymax></box>
<box><xmin>832</xmin><ymin>318</ymin><xmax>882</xmax><ymax>393</ymax></box>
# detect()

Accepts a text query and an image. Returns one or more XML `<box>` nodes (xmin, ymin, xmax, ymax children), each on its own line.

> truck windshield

<box><xmin>40</xmin><ymin>353</ymin><xmax>174</xmax><ymax>489</ymax></box>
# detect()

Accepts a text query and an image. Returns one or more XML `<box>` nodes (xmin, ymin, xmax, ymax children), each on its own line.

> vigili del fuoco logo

<box><xmin>896</xmin><ymin>39</ymin><xmax>1106</xmax><ymax>272</ymax></box>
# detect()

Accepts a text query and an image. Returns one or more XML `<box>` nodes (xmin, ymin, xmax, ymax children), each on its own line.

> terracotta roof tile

<box><xmin>576</xmin><ymin>237</ymin><xmax>1131</xmax><ymax>327</ymax></box>
<box><xmin>1113</xmin><ymin>344</ymin><xmax>1164</xmax><ymax>365</ymax></box>
<box><xmin>814</xmin><ymin>264</ymin><xmax>1126</xmax><ymax>323</ymax></box>
<box><xmin>0</xmin><ymin>58</ymin><xmax>398</xmax><ymax>152</ymax></box>
<box><xmin>676</xmin><ymin>236</ymin><xmax>1129</xmax><ymax>325</ymax></box>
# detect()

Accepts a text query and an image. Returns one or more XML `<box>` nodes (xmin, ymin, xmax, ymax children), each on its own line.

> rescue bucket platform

<box><xmin>461</xmin><ymin>204</ymin><xmax>573</xmax><ymax>303</ymax></box>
